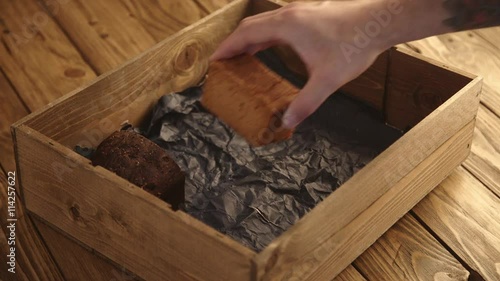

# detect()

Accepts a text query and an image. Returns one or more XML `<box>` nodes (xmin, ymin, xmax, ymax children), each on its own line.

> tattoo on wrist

<box><xmin>443</xmin><ymin>0</ymin><xmax>500</xmax><ymax>30</ymax></box>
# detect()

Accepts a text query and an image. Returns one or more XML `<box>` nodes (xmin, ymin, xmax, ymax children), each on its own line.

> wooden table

<box><xmin>0</xmin><ymin>0</ymin><xmax>499</xmax><ymax>280</ymax></box>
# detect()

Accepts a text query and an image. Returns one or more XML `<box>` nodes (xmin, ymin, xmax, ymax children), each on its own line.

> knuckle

<box><xmin>279</xmin><ymin>5</ymin><xmax>303</xmax><ymax>21</ymax></box>
<box><xmin>239</xmin><ymin>17</ymin><xmax>252</xmax><ymax>28</ymax></box>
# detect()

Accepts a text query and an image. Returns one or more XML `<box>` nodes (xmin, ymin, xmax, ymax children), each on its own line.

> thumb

<box><xmin>282</xmin><ymin>73</ymin><xmax>339</xmax><ymax>129</ymax></box>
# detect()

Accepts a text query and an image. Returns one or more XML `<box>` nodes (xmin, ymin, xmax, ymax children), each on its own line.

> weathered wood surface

<box><xmin>354</xmin><ymin>214</ymin><xmax>469</xmax><ymax>280</ymax></box>
<box><xmin>0</xmin><ymin>0</ymin><xmax>96</xmax><ymax>111</ymax></box>
<box><xmin>33</xmin><ymin>217</ymin><xmax>139</xmax><ymax>281</ymax></box>
<box><xmin>119</xmin><ymin>0</ymin><xmax>231</xmax><ymax>42</ymax></box>
<box><xmin>464</xmin><ymin>105</ymin><xmax>500</xmax><ymax>197</ymax></box>
<box><xmin>0</xmin><ymin>70</ymin><xmax>27</xmax><ymax>172</ymax></box>
<box><xmin>332</xmin><ymin>265</ymin><xmax>366</xmax><ymax>281</ymax></box>
<box><xmin>39</xmin><ymin>0</ymin><xmax>157</xmax><ymax>73</ymax></box>
<box><xmin>413</xmin><ymin>167</ymin><xmax>500</xmax><ymax>281</ymax></box>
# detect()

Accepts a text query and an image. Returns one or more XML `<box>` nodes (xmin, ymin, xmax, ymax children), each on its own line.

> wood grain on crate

<box><xmin>404</xmin><ymin>30</ymin><xmax>500</xmax><ymax>117</ymax></box>
<box><xmin>33</xmin><ymin>218</ymin><xmax>139</xmax><ymax>281</ymax></box>
<box><xmin>384</xmin><ymin>48</ymin><xmax>473</xmax><ymax>130</ymax></box>
<box><xmin>0</xmin><ymin>0</ymin><xmax>96</xmax><ymax>111</ymax></box>
<box><xmin>0</xmin><ymin>172</ymin><xmax>65</xmax><ymax>281</ymax></box>
<box><xmin>255</xmin><ymin>120</ymin><xmax>475</xmax><ymax>280</ymax></box>
<box><xmin>354</xmin><ymin>214</ymin><xmax>469</xmax><ymax>281</ymax></box>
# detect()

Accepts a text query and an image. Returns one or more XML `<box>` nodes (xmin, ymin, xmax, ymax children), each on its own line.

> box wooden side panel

<box><xmin>13</xmin><ymin>126</ymin><xmax>255</xmax><ymax>281</ymax></box>
<box><xmin>385</xmin><ymin>47</ymin><xmax>474</xmax><ymax>130</ymax></box>
<box><xmin>255</xmin><ymin>119</ymin><xmax>475</xmax><ymax>281</ymax></box>
<box><xmin>33</xmin><ymin>217</ymin><xmax>140</xmax><ymax>281</ymax></box>
<box><xmin>17</xmin><ymin>0</ymin><xmax>249</xmax><ymax>149</ymax></box>
<box><xmin>254</xmin><ymin>75</ymin><xmax>481</xmax><ymax>280</ymax></box>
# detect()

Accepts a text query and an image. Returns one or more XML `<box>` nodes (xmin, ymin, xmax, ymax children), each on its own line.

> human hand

<box><xmin>211</xmin><ymin>1</ymin><xmax>392</xmax><ymax>129</ymax></box>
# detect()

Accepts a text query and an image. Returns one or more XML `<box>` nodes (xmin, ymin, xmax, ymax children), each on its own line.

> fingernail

<box><xmin>282</xmin><ymin>112</ymin><xmax>297</xmax><ymax>129</ymax></box>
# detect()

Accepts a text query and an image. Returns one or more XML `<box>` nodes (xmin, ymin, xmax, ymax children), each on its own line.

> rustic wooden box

<box><xmin>13</xmin><ymin>0</ymin><xmax>481</xmax><ymax>280</ymax></box>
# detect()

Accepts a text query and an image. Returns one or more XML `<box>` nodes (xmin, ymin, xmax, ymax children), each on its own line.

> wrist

<box><xmin>359</xmin><ymin>0</ymin><xmax>453</xmax><ymax>49</ymax></box>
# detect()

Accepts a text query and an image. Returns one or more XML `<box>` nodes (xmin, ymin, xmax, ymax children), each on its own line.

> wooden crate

<box><xmin>12</xmin><ymin>0</ymin><xmax>481</xmax><ymax>280</ymax></box>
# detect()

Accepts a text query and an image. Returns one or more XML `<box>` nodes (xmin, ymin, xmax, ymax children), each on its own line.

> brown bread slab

<box><xmin>201</xmin><ymin>54</ymin><xmax>299</xmax><ymax>146</ymax></box>
<box><xmin>91</xmin><ymin>130</ymin><xmax>185</xmax><ymax>209</ymax></box>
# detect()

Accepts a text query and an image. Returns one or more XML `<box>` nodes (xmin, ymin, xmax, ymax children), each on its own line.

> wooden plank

<box><xmin>404</xmin><ymin>31</ymin><xmax>500</xmax><ymax>117</ymax></box>
<box><xmin>40</xmin><ymin>0</ymin><xmax>158</xmax><ymax>73</ymax></box>
<box><xmin>255</xmin><ymin>119</ymin><xmax>475</xmax><ymax>281</ymax></box>
<box><xmin>119</xmin><ymin>0</ymin><xmax>218</xmax><ymax>42</ymax></box>
<box><xmin>412</xmin><ymin>166</ymin><xmax>500</xmax><ymax>281</ymax></box>
<box><xmin>0</xmin><ymin>0</ymin><xmax>96</xmax><ymax>111</ymax></box>
<box><xmin>332</xmin><ymin>265</ymin><xmax>366</xmax><ymax>281</ymax></box>
<box><xmin>0</xmin><ymin>172</ymin><xmax>65</xmax><ymax>281</ymax></box>
<box><xmin>33</xmin><ymin>217</ymin><xmax>139</xmax><ymax>281</ymax></box>
<box><xmin>463</xmin><ymin>105</ymin><xmax>500</xmax><ymax>197</ymax></box>
<box><xmin>385</xmin><ymin>47</ymin><xmax>473</xmax><ymax>130</ymax></box>
<box><xmin>474</xmin><ymin>27</ymin><xmax>500</xmax><ymax>51</ymax></box>
<box><xmin>192</xmin><ymin>0</ymin><xmax>233</xmax><ymax>14</ymax></box>
<box><xmin>480</xmin><ymin>84</ymin><xmax>500</xmax><ymax>120</ymax></box>
<box><xmin>20</xmin><ymin>0</ymin><xmax>249</xmax><ymax>149</ymax></box>
<box><xmin>0</xmin><ymin>69</ymin><xmax>28</xmax><ymax>171</ymax></box>
<box><xmin>14</xmin><ymin>125</ymin><xmax>256</xmax><ymax>281</ymax></box>
<box><xmin>353</xmin><ymin>214</ymin><xmax>469</xmax><ymax>280</ymax></box>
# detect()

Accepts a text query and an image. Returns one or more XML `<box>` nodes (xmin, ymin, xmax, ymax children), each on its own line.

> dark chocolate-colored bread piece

<box><xmin>91</xmin><ymin>130</ymin><xmax>185</xmax><ymax>209</ymax></box>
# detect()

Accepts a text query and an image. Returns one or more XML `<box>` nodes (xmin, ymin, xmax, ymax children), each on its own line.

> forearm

<box><xmin>368</xmin><ymin>0</ymin><xmax>500</xmax><ymax>48</ymax></box>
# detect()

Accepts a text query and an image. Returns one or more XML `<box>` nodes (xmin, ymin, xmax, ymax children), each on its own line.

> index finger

<box><xmin>210</xmin><ymin>13</ymin><xmax>286</xmax><ymax>61</ymax></box>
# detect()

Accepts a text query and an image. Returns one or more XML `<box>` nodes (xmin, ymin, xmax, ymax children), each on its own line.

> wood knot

<box><xmin>174</xmin><ymin>42</ymin><xmax>200</xmax><ymax>73</ymax></box>
<box><xmin>265</xmin><ymin>248</ymin><xmax>280</xmax><ymax>273</ymax></box>
<box><xmin>64</xmin><ymin>68</ymin><xmax>86</xmax><ymax>78</ymax></box>
<box><xmin>170</xmin><ymin>41</ymin><xmax>207</xmax><ymax>91</ymax></box>
<box><xmin>70</xmin><ymin>204</ymin><xmax>81</xmax><ymax>220</ymax></box>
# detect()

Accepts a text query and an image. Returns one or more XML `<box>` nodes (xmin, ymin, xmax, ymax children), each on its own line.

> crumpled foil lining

<box><xmin>139</xmin><ymin>53</ymin><xmax>403</xmax><ymax>251</ymax></box>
